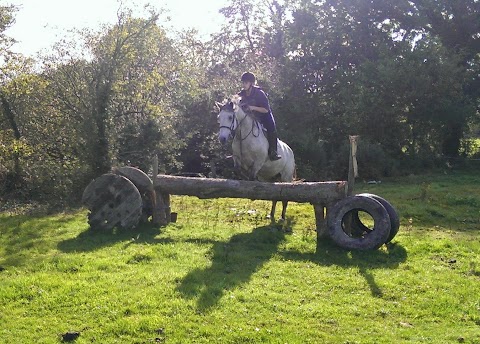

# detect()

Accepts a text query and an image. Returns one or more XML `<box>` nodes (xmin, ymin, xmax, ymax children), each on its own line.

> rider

<box><xmin>238</xmin><ymin>72</ymin><xmax>281</xmax><ymax>161</ymax></box>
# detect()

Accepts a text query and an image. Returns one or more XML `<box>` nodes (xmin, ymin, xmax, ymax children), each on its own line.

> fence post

<box><xmin>347</xmin><ymin>135</ymin><xmax>359</xmax><ymax>196</ymax></box>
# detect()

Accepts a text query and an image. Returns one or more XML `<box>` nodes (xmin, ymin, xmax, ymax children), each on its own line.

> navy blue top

<box><xmin>238</xmin><ymin>86</ymin><xmax>272</xmax><ymax>115</ymax></box>
<box><xmin>238</xmin><ymin>86</ymin><xmax>276</xmax><ymax>131</ymax></box>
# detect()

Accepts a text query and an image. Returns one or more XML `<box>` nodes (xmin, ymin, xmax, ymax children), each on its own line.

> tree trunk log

<box><xmin>154</xmin><ymin>175</ymin><xmax>346</xmax><ymax>204</ymax></box>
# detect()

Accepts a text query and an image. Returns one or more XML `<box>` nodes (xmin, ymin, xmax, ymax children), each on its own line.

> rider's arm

<box><xmin>249</xmin><ymin>89</ymin><xmax>271</xmax><ymax>113</ymax></box>
<box><xmin>249</xmin><ymin>105</ymin><xmax>268</xmax><ymax>113</ymax></box>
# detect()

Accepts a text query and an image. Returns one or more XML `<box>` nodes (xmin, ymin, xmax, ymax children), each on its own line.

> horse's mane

<box><xmin>216</xmin><ymin>95</ymin><xmax>241</xmax><ymax>112</ymax></box>
<box><xmin>231</xmin><ymin>94</ymin><xmax>260</xmax><ymax>122</ymax></box>
<box><xmin>218</xmin><ymin>95</ymin><xmax>258</xmax><ymax>121</ymax></box>
<box><xmin>231</xmin><ymin>95</ymin><xmax>241</xmax><ymax>105</ymax></box>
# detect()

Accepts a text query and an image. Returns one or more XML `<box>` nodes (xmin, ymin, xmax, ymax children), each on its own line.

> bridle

<box><xmin>219</xmin><ymin>110</ymin><xmax>239</xmax><ymax>139</ymax></box>
<box><xmin>219</xmin><ymin>108</ymin><xmax>261</xmax><ymax>142</ymax></box>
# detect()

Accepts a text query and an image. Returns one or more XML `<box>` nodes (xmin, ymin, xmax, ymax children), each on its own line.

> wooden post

<box><xmin>152</xmin><ymin>154</ymin><xmax>168</xmax><ymax>226</ymax></box>
<box><xmin>163</xmin><ymin>193</ymin><xmax>171</xmax><ymax>224</ymax></box>
<box><xmin>347</xmin><ymin>135</ymin><xmax>359</xmax><ymax>196</ymax></box>
<box><xmin>344</xmin><ymin>136</ymin><xmax>359</xmax><ymax>234</ymax></box>
<box><xmin>314</xmin><ymin>203</ymin><xmax>328</xmax><ymax>240</ymax></box>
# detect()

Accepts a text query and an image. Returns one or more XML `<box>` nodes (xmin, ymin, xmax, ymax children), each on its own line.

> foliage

<box><xmin>278</xmin><ymin>0</ymin><xmax>479</xmax><ymax>170</ymax></box>
<box><xmin>0</xmin><ymin>1</ymin><xmax>479</xmax><ymax>204</ymax></box>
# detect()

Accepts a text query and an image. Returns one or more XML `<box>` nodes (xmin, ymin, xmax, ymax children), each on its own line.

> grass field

<box><xmin>0</xmin><ymin>171</ymin><xmax>479</xmax><ymax>343</ymax></box>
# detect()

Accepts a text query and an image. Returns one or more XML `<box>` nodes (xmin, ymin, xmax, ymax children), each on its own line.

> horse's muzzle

<box><xmin>219</xmin><ymin>136</ymin><xmax>228</xmax><ymax>145</ymax></box>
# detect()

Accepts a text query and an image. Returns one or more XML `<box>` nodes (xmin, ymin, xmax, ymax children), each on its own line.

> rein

<box><xmin>220</xmin><ymin>110</ymin><xmax>262</xmax><ymax>142</ymax></box>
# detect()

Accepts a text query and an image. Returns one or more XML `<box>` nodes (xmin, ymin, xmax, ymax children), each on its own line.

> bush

<box><xmin>329</xmin><ymin>139</ymin><xmax>399</xmax><ymax>180</ymax></box>
<box><xmin>287</xmin><ymin>137</ymin><xmax>329</xmax><ymax>181</ymax></box>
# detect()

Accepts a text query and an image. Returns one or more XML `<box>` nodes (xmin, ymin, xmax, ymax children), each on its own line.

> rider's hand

<box><xmin>241</xmin><ymin>103</ymin><xmax>251</xmax><ymax>112</ymax></box>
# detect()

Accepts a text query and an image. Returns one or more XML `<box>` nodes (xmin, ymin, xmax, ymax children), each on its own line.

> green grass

<box><xmin>0</xmin><ymin>171</ymin><xmax>479</xmax><ymax>343</ymax></box>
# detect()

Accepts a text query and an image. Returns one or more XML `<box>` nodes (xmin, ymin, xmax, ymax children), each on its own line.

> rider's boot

<box><xmin>267</xmin><ymin>130</ymin><xmax>281</xmax><ymax>161</ymax></box>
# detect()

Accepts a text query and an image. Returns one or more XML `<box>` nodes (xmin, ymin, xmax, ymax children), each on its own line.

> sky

<box><xmin>5</xmin><ymin>0</ymin><xmax>227</xmax><ymax>56</ymax></box>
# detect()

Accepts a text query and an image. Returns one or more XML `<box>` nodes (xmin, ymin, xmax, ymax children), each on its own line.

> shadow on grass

<box><xmin>176</xmin><ymin>224</ymin><xmax>286</xmax><ymax>312</ymax></box>
<box><xmin>176</xmin><ymin>218</ymin><xmax>407</xmax><ymax>311</ymax></box>
<box><xmin>281</xmin><ymin>239</ymin><xmax>408</xmax><ymax>298</ymax></box>
<box><xmin>57</xmin><ymin>222</ymin><xmax>170</xmax><ymax>253</ymax></box>
<box><xmin>0</xmin><ymin>212</ymin><xmax>81</xmax><ymax>267</ymax></box>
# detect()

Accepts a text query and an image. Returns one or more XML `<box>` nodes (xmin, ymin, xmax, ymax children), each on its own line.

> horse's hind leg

<box><xmin>270</xmin><ymin>201</ymin><xmax>277</xmax><ymax>222</ymax></box>
<box><xmin>281</xmin><ymin>201</ymin><xmax>288</xmax><ymax>221</ymax></box>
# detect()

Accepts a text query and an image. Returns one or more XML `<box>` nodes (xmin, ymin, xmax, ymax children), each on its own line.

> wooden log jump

<box><xmin>82</xmin><ymin>136</ymin><xmax>400</xmax><ymax>250</ymax></box>
<box><xmin>152</xmin><ymin>175</ymin><xmax>348</xmax><ymax>239</ymax></box>
<box><xmin>155</xmin><ymin>175</ymin><xmax>347</xmax><ymax>203</ymax></box>
<box><xmin>149</xmin><ymin>135</ymin><xmax>358</xmax><ymax>238</ymax></box>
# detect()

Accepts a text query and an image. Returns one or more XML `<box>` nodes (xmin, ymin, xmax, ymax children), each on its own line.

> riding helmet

<box><xmin>241</xmin><ymin>72</ymin><xmax>256</xmax><ymax>83</ymax></box>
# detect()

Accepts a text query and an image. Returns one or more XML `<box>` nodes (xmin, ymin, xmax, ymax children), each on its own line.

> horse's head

<box><xmin>216</xmin><ymin>98</ymin><xmax>238</xmax><ymax>145</ymax></box>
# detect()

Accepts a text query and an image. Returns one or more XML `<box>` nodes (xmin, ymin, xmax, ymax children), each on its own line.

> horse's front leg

<box><xmin>245</xmin><ymin>163</ymin><xmax>259</xmax><ymax>181</ymax></box>
<box><xmin>280</xmin><ymin>200</ymin><xmax>288</xmax><ymax>221</ymax></box>
<box><xmin>232</xmin><ymin>156</ymin><xmax>245</xmax><ymax>179</ymax></box>
<box><xmin>248</xmin><ymin>159</ymin><xmax>265</xmax><ymax>181</ymax></box>
<box><xmin>270</xmin><ymin>201</ymin><xmax>277</xmax><ymax>222</ymax></box>
<box><xmin>233</xmin><ymin>165</ymin><xmax>243</xmax><ymax>179</ymax></box>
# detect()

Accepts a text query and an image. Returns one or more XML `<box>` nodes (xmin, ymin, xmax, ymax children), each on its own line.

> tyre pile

<box><xmin>327</xmin><ymin>193</ymin><xmax>400</xmax><ymax>250</ymax></box>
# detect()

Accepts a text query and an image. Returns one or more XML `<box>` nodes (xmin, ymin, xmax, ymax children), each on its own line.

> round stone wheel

<box><xmin>113</xmin><ymin>166</ymin><xmax>155</xmax><ymax>221</ymax></box>
<box><xmin>82</xmin><ymin>173</ymin><xmax>143</xmax><ymax>230</ymax></box>
<box><xmin>327</xmin><ymin>195</ymin><xmax>391</xmax><ymax>250</ymax></box>
<box><xmin>112</xmin><ymin>166</ymin><xmax>153</xmax><ymax>193</ymax></box>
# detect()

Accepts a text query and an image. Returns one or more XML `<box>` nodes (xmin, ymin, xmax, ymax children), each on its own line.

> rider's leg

<box><xmin>266</xmin><ymin>129</ymin><xmax>281</xmax><ymax>161</ymax></box>
<box><xmin>257</xmin><ymin>113</ymin><xmax>281</xmax><ymax>161</ymax></box>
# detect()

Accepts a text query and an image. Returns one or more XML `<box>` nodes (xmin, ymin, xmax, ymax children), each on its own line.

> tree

<box><xmin>0</xmin><ymin>4</ymin><xmax>27</xmax><ymax>193</ymax></box>
<box><xmin>277</xmin><ymin>0</ymin><xmax>478</xmax><ymax>176</ymax></box>
<box><xmin>43</xmin><ymin>8</ymin><xmax>184</xmax><ymax>178</ymax></box>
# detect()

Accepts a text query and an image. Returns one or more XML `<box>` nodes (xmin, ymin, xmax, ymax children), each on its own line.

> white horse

<box><xmin>217</xmin><ymin>96</ymin><xmax>295</xmax><ymax>221</ymax></box>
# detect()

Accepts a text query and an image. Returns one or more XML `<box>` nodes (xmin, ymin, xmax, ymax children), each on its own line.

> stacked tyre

<box><xmin>327</xmin><ymin>193</ymin><xmax>400</xmax><ymax>250</ymax></box>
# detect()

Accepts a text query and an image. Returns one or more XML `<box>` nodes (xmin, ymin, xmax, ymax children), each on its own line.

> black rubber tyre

<box><xmin>327</xmin><ymin>195</ymin><xmax>391</xmax><ymax>250</ymax></box>
<box><xmin>353</xmin><ymin>193</ymin><xmax>400</xmax><ymax>244</ymax></box>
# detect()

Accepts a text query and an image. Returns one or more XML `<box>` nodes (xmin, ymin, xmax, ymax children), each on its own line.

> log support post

<box><xmin>313</xmin><ymin>203</ymin><xmax>328</xmax><ymax>240</ymax></box>
<box><xmin>152</xmin><ymin>155</ymin><xmax>167</xmax><ymax>226</ymax></box>
<box><xmin>152</xmin><ymin>191</ymin><xmax>167</xmax><ymax>226</ymax></box>
<box><xmin>162</xmin><ymin>193</ymin><xmax>171</xmax><ymax>224</ymax></box>
<box><xmin>152</xmin><ymin>155</ymin><xmax>172</xmax><ymax>226</ymax></box>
